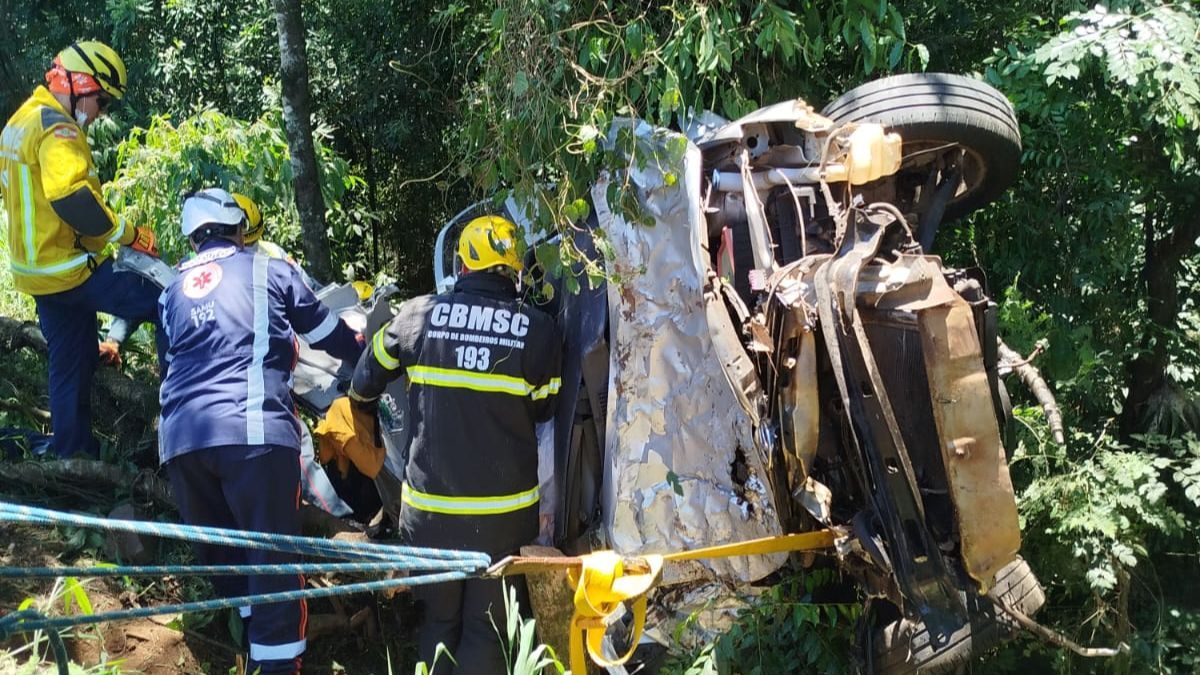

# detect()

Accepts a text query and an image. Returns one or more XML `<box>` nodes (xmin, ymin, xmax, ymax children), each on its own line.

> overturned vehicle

<box><xmin>436</xmin><ymin>73</ymin><xmax>1056</xmax><ymax>673</ymax></box>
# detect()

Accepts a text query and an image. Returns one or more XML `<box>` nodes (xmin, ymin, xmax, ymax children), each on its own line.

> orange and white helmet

<box><xmin>45</xmin><ymin>41</ymin><xmax>127</xmax><ymax>101</ymax></box>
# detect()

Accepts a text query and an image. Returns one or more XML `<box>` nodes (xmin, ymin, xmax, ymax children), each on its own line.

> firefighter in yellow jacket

<box><xmin>0</xmin><ymin>41</ymin><xmax>161</xmax><ymax>458</ymax></box>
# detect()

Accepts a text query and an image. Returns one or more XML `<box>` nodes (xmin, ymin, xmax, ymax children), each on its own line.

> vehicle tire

<box><xmin>872</xmin><ymin>556</ymin><xmax>1045</xmax><ymax>675</ymax></box>
<box><xmin>821</xmin><ymin>73</ymin><xmax>1021</xmax><ymax>222</ymax></box>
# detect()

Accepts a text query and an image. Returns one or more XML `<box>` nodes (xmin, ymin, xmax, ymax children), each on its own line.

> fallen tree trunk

<box><xmin>0</xmin><ymin>316</ymin><xmax>47</xmax><ymax>352</ymax></box>
<box><xmin>0</xmin><ymin>315</ymin><xmax>161</xmax><ymax>437</ymax></box>
<box><xmin>0</xmin><ymin>459</ymin><xmax>173</xmax><ymax>505</ymax></box>
<box><xmin>0</xmin><ymin>458</ymin><xmax>362</xmax><ymax>539</ymax></box>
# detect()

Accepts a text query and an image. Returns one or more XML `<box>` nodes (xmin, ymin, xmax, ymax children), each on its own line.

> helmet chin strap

<box><xmin>65</xmin><ymin>73</ymin><xmax>87</xmax><ymax>126</ymax></box>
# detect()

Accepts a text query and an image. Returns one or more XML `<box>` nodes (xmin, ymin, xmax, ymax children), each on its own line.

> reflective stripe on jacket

<box><xmin>350</xmin><ymin>271</ymin><xmax>562</xmax><ymax>555</ymax></box>
<box><xmin>158</xmin><ymin>243</ymin><xmax>363</xmax><ymax>463</ymax></box>
<box><xmin>401</xmin><ymin>482</ymin><xmax>540</xmax><ymax>515</ymax></box>
<box><xmin>0</xmin><ymin>87</ymin><xmax>134</xmax><ymax>295</ymax></box>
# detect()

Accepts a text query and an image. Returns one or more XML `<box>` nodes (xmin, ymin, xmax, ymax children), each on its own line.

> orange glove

<box><xmin>314</xmin><ymin>396</ymin><xmax>385</xmax><ymax>478</ymax></box>
<box><xmin>130</xmin><ymin>226</ymin><xmax>159</xmax><ymax>257</ymax></box>
<box><xmin>98</xmin><ymin>339</ymin><xmax>122</xmax><ymax>369</ymax></box>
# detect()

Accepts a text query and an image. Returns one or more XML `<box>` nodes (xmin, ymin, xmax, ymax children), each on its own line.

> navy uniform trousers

<box><xmin>33</xmin><ymin>258</ymin><xmax>164</xmax><ymax>458</ymax></box>
<box><xmin>165</xmin><ymin>445</ymin><xmax>306</xmax><ymax>674</ymax></box>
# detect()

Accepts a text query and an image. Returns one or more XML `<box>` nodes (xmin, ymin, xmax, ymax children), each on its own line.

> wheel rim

<box><xmin>897</xmin><ymin>143</ymin><xmax>989</xmax><ymax>214</ymax></box>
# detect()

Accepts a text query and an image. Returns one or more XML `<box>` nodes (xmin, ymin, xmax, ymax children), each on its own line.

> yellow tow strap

<box><xmin>553</xmin><ymin>529</ymin><xmax>837</xmax><ymax>673</ymax></box>
<box><xmin>567</xmin><ymin>551</ymin><xmax>663</xmax><ymax>674</ymax></box>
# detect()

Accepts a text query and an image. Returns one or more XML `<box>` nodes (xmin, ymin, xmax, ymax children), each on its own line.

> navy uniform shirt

<box><xmin>350</xmin><ymin>271</ymin><xmax>562</xmax><ymax>556</ymax></box>
<box><xmin>158</xmin><ymin>242</ymin><xmax>362</xmax><ymax>463</ymax></box>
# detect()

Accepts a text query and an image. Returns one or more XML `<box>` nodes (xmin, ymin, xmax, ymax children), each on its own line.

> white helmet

<box><xmin>181</xmin><ymin>188</ymin><xmax>246</xmax><ymax>238</ymax></box>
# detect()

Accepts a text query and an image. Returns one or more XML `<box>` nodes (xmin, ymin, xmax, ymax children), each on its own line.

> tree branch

<box><xmin>999</xmin><ymin>341</ymin><xmax>1066</xmax><ymax>446</ymax></box>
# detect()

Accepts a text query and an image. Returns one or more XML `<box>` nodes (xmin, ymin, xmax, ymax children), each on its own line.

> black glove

<box><xmin>349</xmin><ymin>396</ymin><xmax>382</xmax><ymax>447</ymax></box>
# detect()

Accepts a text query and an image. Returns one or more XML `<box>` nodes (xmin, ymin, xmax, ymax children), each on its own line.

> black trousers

<box><xmin>414</xmin><ymin>575</ymin><xmax>531</xmax><ymax>675</ymax></box>
<box><xmin>166</xmin><ymin>445</ymin><xmax>305</xmax><ymax>674</ymax></box>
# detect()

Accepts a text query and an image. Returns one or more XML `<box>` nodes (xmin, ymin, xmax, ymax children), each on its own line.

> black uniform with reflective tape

<box><xmin>350</xmin><ymin>272</ymin><xmax>562</xmax><ymax>557</ymax></box>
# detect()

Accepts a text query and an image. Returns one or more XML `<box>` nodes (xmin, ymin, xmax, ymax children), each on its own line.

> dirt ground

<box><xmin>0</xmin><ymin>523</ymin><xmax>422</xmax><ymax>675</ymax></box>
<box><xmin>0</xmin><ymin>332</ymin><xmax>427</xmax><ymax>672</ymax></box>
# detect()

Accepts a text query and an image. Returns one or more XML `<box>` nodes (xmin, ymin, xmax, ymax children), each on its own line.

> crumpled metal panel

<box><xmin>644</xmin><ymin>583</ymin><xmax>753</xmax><ymax>649</ymax></box>
<box><xmin>780</xmin><ymin>332</ymin><xmax>821</xmax><ymax>490</ymax></box>
<box><xmin>292</xmin><ymin>284</ymin><xmax>363</xmax><ymax>412</ymax></box>
<box><xmin>592</xmin><ymin>121</ymin><xmax>785</xmax><ymax>584</ymax></box>
<box><xmin>865</xmin><ymin>257</ymin><xmax>1021</xmax><ymax>590</ymax></box>
<box><xmin>915</xmin><ymin>276</ymin><xmax>1020</xmax><ymax>591</ymax></box>
<box><xmin>112</xmin><ymin>247</ymin><xmax>178</xmax><ymax>288</ymax></box>
<box><xmin>697</xmin><ymin>98</ymin><xmax>834</xmax><ymax>151</ymax></box>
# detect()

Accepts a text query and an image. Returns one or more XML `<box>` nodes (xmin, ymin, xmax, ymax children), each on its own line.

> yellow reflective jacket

<box><xmin>0</xmin><ymin>87</ymin><xmax>134</xmax><ymax>295</ymax></box>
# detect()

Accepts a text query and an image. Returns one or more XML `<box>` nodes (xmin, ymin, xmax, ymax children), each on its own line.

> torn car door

<box><xmin>593</xmin><ymin>121</ymin><xmax>785</xmax><ymax>585</ymax></box>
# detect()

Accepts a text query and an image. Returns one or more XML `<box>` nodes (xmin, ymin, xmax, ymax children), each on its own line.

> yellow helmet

<box><xmin>458</xmin><ymin>215</ymin><xmax>523</xmax><ymax>272</ymax></box>
<box><xmin>53</xmin><ymin>41</ymin><xmax>127</xmax><ymax>100</ymax></box>
<box><xmin>232</xmin><ymin>193</ymin><xmax>264</xmax><ymax>244</ymax></box>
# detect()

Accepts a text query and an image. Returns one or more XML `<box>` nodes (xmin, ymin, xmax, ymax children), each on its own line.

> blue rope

<box><xmin>0</xmin><ymin>569</ymin><xmax>473</xmax><ymax>634</ymax></box>
<box><xmin>0</xmin><ymin>500</ymin><xmax>493</xmax><ymax>673</ymax></box>
<box><xmin>1</xmin><ymin>502</ymin><xmax>481</xmax><ymax>561</ymax></box>
<box><xmin>0</xmin><ymin>561</ymin><xmax>470</xmax><ymax>577</ymax></box>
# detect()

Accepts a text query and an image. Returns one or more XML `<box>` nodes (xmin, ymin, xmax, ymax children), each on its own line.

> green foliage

<box><xmin>1141</xmin><ymin>607</ymin><xmax>1200</xmax><ymax>674</ymax></box>
<box><xmin>995</xmin><ymin>277</ymin><xmax>1050</xmax><ymax>356</ymax></box>
<box><xmin>951</xmin><ymin>0</ymin><xmax>1200</xmax><ymax>430</ymax></box>
<box><xmin>1017</xmin><ymin>432</ymin><xmax>1197</xmax><ymax>593</ymax></box>
<box><xmin>661</xmin><ymin>568</ymin><xmax>861</xmax><ymax>675</ymax></box>
<box><xmin>452</xmin><ymin>0</ymin><xmax>919</xmax><ymax>257</ymax></box>
<box><xmin>0</xmin><ymin>577</ymin><xmax>131</xmax><ymax>674</ymax></box>
<box><xmin>411</xmin><ymin>643</ymin><xmax>455</xmax><ymax>675</ymax></box>
<box><xmin>1032</xmin><ymin>3</ymin><xmax>1199</xmax><ymax>167</ymax></box>
<box><xmin>992</xmin><ymin>411</ymin><xmax>1200</xmax><ymax>673</ymax></box>
<box><xmin>494</xmin><ymin>581</ymin><xmax>565</xmax><ymax>675</ymax></box>
<box><xmin>105</xmin><ymin>107</ymin><xmax>373</xmax><ymax>279</ymax></box>
<box><xmin>61</xmin><ymin>576</ymin><xmax>95</xmax><ymax>617</ymax></box>
<box><xmin>4</xmin><ymin>0</ymin><xmax>463</xmax><ymax>294</ymax></box>
<box><xmin>0</xmin><ymin>2</ymin><xmax>110</xmax><ymax>121</ymax></box>
<box><xmin>106</xmin><ymin>0</ymin><xmax>277</xmax><ymax>122</ymax></box>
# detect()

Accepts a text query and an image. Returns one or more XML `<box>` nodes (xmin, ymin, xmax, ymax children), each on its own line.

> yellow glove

<box><xmin>314</xmin><ymin>396</ymin><xmax>386</xmax><ymax>478</ymax></box>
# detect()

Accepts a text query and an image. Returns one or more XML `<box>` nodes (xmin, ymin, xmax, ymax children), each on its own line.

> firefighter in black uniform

<box><xmin>344</xmin><ymin>215</ymin><xmax>562</xmax><ymax>673</ymax></box>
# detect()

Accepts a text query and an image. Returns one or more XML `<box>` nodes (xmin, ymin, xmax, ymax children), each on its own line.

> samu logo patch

<box><xmin>182</xmin><ymin>262</ymin><xmax>223</xmax><ymax>299</ymax></box>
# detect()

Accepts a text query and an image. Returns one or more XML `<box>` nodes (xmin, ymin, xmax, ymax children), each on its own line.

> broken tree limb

<box><xmin>0</xmin><ymin>459</ymin><xmax>173</xmax><ymax>505</ymax></box>
<box><xmin>998</xmin><ymin>340</ymin><xmax>1066</xmax><ymax>446</ymax></box>
<box><xmin>304</xmin><ymin>606</ymin><xmax>374</xmax><ymax>643</ymax></box>
<box><xmin>997</xmin><ymin>597</ymin><xmax>1127</xmax><ymax>658</ymax></box>
<box><xmin>0</xmin><ymin>316</ymin><xmax>47</xmax><ymax>353</ymax></box>
<box><xmin>0</xmin><ymin>460</ymin><xmax>363</xmax><ymax>538</ymax></box>
<box><xmin>0</xmin><ymin>398</ymin><xmax>51</xmax><ymax>424</ymax></box>
<box><xmin>0</xmin><ymin>315</ymin><xmax>161</xmax><ymax>430</ymax></box>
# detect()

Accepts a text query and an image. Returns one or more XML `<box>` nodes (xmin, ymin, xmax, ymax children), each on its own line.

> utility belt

<box><xmin>401</xmin><ymin>482</ymin><xmax>538</xmax><ymax>516</ymax></box>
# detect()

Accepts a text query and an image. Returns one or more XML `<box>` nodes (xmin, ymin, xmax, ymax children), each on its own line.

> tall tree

<box><xmin>976</xmin><ymin>2</ymin><xmax>1200</xmax><ymax>439</ymax></box>
<box><xmin>272</xmin><ymin>0</ymin><xmax>333</xmax><ymax>281</ymax></box>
